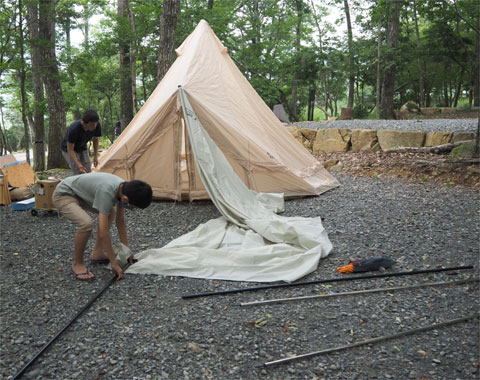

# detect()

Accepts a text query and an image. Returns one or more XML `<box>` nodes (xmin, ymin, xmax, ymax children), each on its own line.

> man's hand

<box><xmin>111</xmin><ymin>262</ymin><xmax>123</xmax><ymax>280</ymax></box>
<box><xmin>93</xmin><ymin>156</ymin><xmax>98</xmax><ymax>167</ymax></box>
<box><xmin>78</xmin><ymin>165</ymin><xmax>87</xmax><ymax>173</ymax></box>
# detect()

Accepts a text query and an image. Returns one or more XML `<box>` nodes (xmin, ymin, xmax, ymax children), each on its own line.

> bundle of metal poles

<box><xmin>179</xmin><ymin>264</ymin><xmax>477</xmax><ymax>368</ymax></box>
<box><xmin>240</xmin><ymin>278</ymin><xmax>478</xmax><ymax>307</ymax></box>
<box><xmin>12</xmin><ymin>264</ymin><xmax>476</xmax><ymax>376</ymax></box>
<box><xmin>179</xmin><ymin>265</ymin><xmax>474</xmax><ymax>299</ymax></box>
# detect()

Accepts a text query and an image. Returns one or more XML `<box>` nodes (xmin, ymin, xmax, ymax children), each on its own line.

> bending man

<box><xmin>53</xmin><ymin>172</ymin><xmax>153</xmax><ymax>280</ymax></box>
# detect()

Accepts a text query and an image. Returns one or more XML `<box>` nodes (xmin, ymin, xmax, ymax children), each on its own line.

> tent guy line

<box><xmin>178</xmin><ymin>265</ymin><xmax>474</xmax><ymax>299</ymax></box>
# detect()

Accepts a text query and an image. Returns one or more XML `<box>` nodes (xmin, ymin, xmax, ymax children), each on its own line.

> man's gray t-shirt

<box><xmin>55</xmin><ymin>172</ymin><xmax>123</xmax><ymax>215</ymax></box>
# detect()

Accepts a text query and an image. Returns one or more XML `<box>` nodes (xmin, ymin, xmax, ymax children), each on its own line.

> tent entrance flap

<box><xmin>179</xmin><ymin>114</ymin><xmax>208</xmax><ymax>201</ymax></box>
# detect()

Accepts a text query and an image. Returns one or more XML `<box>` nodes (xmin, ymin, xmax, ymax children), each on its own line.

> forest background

<box><xmin>0</xmin><ymin>0</ymin><xmax>479</xmax><ymax>171</ymax></box>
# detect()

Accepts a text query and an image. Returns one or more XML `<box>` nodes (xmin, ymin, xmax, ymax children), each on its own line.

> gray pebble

<box><xmin>1</xmin><ymin>163</ymin><xmax>478</xmax><ymax>380</ymax></box>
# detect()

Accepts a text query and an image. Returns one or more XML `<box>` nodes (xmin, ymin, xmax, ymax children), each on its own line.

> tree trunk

<box><xmin>425</xmin><ymin>81</ymin><xmax>432</xmax><ymax>107</ymax></box>
<box><xmin>475</xmin><ymin>12</ymin><xmax>480</xmax><ymax>156</ymax></box>
<box><xmin>118</xmin><ymin>0</ymin><xmax>134</xmax><ymax>131</ymax></box>
<box><xmin>291</xmin><ymin>82</ymin><xmax>298</xmax><ymax>122</ymax></box>
<box><xmin>344</xmin><ymin>0</ymin><xmax>355</xmax><ymax>108</ymax></box>
<box><xmin>453</xmin><ymin>80</ymin><xmax>462</xmax><ymax>107</ymax></box>
<box><xmin>385</xmin><ymin>140</ymin><xmax>475</xmax><ymax>154</ymax></box>
<box><xmin>443</xmin><ymin>84</ymin><xmax>449</xmax><ymax>107</ymax></box>
<box><xmin>126</xmin><ymin>0</ymin><xmax>139</xmax><ymax>113</ymax></box>
<box><xmin>106</xmin><ymin>94</ymin><xmax>114</xmax><ymax>142</ymax></box>
<box><xmin>307</xmin><ymin>88</ymin><xmax>315</xmax><ymax>120</ymax></box>
<box><xmin>83</xmin><ymin>3</ymin><xmax>90</xmax><ymax>48</ymax></box>
<box><xmin>413</xmin><ymin>0</ymin><xmax>424</xmax><ymax>107</ymax></box>
<box><xmin>39</xmin><ymin>0</ymin><xmax>67</xmax><ymax>170</ymax></box>
<box><xmin>309</xmin><ymin>0</ymin><xmax>329</xmax><ymax>120</ymax></box>
<box><xmin>474</xmin><ymin>10</ymin><xmax>480</xmax><ymax>107</ymax></box>
<box><xmin>0</xmin><ymin>107</ymin><xmax>14</xmax><ymax>154</ymax></box>
<box><xmin>141</xmin><ymin>53</ymin><xmax>148</xmax><ymax>103</ymax></box>
<box><xmin>290</xmin><ymin>0</ymin><xmax>304</xmax><ymax>122</ymax></box>
<box><xmin>26</xmin><ymin>1</ymin><xmax>46</xmax><ymax>171</ymax></box>
<box><xmin>157</xmin><ymin>0</ymin><xmax>180</xmax><ymax>82</ymax></box>
<box><xmin>376</xmin><ymin>23</ymin><xmax>382</xmax><ymax>119</ymax></box>
<box><xmin>17</xmin><ymin>0</ymin><xmax>31</xmax><ymax>166</ymax></box>
<box><xmin>380</xmin><ymin>0</ymin><xmax>401</xmax><ymax>120</ymax></box>
<box><xmin>18</xmin><ymin>69</ymin><xmax>31</xmax><ymax>165</ymax></box>
<box><xmin>63</xmin><ymin>17</ymin><xmax>81</xmax><ymax>120</ymax></box>
<box><xmin>475</xmin><ymin>114</ymin><xmax>479</xmax><ymax>157</ymax></box>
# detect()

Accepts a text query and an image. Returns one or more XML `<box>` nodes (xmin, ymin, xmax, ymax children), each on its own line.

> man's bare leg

<box><xmin>90</xmin><ymin>209</ymin><xmax>116</xmax><ymax>261</ymax></box>
<box><xmin>72</xmin><ymin>230</ymin><xmax>94</xmax><ymax>279</ymax></box>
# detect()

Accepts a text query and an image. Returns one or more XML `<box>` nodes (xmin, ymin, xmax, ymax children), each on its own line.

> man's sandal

<box><xmin>71</xmin><ymin>267</ymin><xmax>95</xmax><ymax>281</ymax></box>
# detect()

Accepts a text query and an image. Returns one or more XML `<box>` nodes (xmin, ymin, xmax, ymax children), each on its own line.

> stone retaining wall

<box><xmin>287</xmin><ymin>127</ymin><xmax>477</xmax><ymax>154</ymax></box>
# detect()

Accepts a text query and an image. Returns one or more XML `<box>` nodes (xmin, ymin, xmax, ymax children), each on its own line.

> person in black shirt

<box><xmin>61</xmin><ymin>110</ymin><xmax>102</xmax><ymax>174</ymax></box>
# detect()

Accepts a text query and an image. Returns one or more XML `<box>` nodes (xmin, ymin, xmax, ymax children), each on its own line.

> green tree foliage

<box><xmin>0</xmin><ymin>0</ymin><xmax>478</xmax><ymax>154</ymax></box>
<box><xmin>0</xmin><ymin>1</ymin><xmax>16</xmax><ymax>78</ymax></box>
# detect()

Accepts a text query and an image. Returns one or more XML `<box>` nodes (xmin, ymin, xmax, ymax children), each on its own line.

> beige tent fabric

<box><xmin>96</xmin><ymin>20</ymin><xmax>339</xmax><ymax>200</ymax></box>
<box><xmin>118</xmin><ymin>89</ymin><xmax>333</xmax><ymax>283</ymax></box>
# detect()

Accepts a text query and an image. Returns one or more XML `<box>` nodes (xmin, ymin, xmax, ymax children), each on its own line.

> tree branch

<box><xmin>451</xmin><ymin>0</ymin><xmax>480</xmax><ymax>33</ymax></box>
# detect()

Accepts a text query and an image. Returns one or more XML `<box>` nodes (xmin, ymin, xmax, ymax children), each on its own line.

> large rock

<box><xmin>424</xmin><ymin>132</ymin><xmax>452</xmax><ymax>147</ymax></box>
<box><xmin>452</xmin><ymin>132</ymin><xmax>476</xmax><ymax>143</ymax></box>
<box><xmin>273</xmin><ymin>104</ymin><xmax>290</xmax><ymax>123</ymax></box>
<box><xmin>299</xmin><ymin>128</ymin><xmax>317</xmax><ymax>142</ymax></box>
<box><xmin>313</xmin><ymin>128</ymin><xmax>351</xmax><ymax>153</ymax></box>
<box><xmin>351</xmin><ymin>129</ymin><xmax>379</xmax><ymax>152</ymax></box>
<box><xmin>299</xmin><ymin>128</ymin><xmax>316</xmax><ymax>151</ymax></box>
<box><xmin>421</xmin><ymin>107</ymin><xmax>441</xmax><ymax>115</ymax></box>
<box><xmin>400</xmin><ymin>101</ymin><xmax>421</xmax><ymax>114</ymax></box>
<box><xmin>303</xmin><ymin>140</ymin><xmax>313</xmax><ymax>151</ymax></box>
<box><xmin>450</xmin><ymin>140</ymin><xmax>477</xmax><ymax>158</ymax></box>
<box><xmin>286</xmin><ymin>126</ymin><xmax>301</xmax><ymax>137</ymax></box>
<box><xmin>377</xmin><ymin>130</ymin><xmax>426</xmax><ymax>151</ymax></box>
<box><xmin>287</xmin><ymin>126</ymin><xmax>312</xmax><ymax>152</ymax></box>
<box><xmin>287</xmin><ymin>126</ymin><xmax>303</xmax><ymax>143</ymax></box>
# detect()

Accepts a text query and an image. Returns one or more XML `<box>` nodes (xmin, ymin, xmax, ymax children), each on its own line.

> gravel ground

<box><xmin>292</xmin><ymin>118</ymin><xmax>478</xmax><ymax>133</ymax></box>
<box><xmin>1</xmin><ymin>173</ymin><xmax>479</xmax><ymax>380</ymax></box>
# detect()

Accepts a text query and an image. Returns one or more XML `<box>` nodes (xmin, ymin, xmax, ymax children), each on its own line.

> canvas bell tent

<box><xmin>98</xmin><ymin>20</ymin><xmax>337</xmax><ymax>282</ymax></box>
<box><xmin>96</xmin><ymin>20</ymin><xmax>339</xmax><ymax>200</ymax></box>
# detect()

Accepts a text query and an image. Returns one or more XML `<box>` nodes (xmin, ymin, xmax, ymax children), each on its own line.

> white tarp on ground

<box><xmin>122</xmin><ymin>89</ymin><xmax>333</xmax><ymax>282</ymax></box>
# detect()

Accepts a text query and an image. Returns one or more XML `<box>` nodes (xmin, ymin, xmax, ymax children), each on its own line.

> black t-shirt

<box><xmin>61</xmin><ymin>120</ymin><xmax>102</xmax><ymax>152</ymax></box>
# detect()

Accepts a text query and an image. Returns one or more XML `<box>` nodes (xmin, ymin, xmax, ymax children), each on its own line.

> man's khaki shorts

<box><xmin>52</xmin><ymin>191</ymin><xmax>98</xmax><ymax>232</ymax></box>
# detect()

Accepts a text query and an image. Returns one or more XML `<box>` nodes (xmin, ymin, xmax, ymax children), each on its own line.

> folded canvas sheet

<box><xmin>125</xmin><ymin>89</ymin><xmax>333</xmax><ymax>282</ymax></box>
